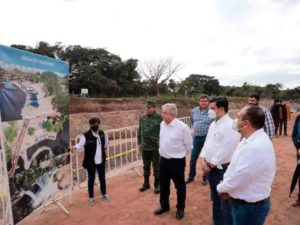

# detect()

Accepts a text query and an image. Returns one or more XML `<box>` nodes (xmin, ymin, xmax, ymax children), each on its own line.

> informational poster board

<box><xmin>0</xmin><ymin>45</ymin><xmax>70</xmax><ymax>224</ymax></box>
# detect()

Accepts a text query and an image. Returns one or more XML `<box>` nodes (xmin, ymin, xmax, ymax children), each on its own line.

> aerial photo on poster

<box><xmin>3</xmin><ymin>115</ymin><xmax>70</xmax><ymax>223</ymax></box>
<box><xmin>0</xmin><ymin>45</ymin><xmax>68</xmax><ymax>122</ymax></box>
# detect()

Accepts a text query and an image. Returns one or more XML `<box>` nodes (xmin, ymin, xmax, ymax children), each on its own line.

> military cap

<box><xmin>144</xmin><ymin>100</ymin><xmax>156</xmax><ymax>107</ymax></box>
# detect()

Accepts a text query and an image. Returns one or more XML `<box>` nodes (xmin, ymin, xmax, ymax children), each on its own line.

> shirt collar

<box><xmin>91</xmin><ymin>130</ymin><xmax>99</xmax><ymax>137</ymax></box>
<box><xmin>244</xmin><ymin>128</ymin><xmax>265</xmax><ymax>143</ymax></box>
<box><xmin>162</xmin><ymin>118</ymin><xmax>177</xmax><ymax>127</ymax></box>
<box><xmin>215</xmin><ymin>114</ymin><xmax>229</xmax><ymax>125</ymax></box>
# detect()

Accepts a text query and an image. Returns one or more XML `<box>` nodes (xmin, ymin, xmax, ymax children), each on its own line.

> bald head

<box><xmin>240</xmin><ymin>106</ymin><xmax>265</xmax><ymax>130</ymax></box>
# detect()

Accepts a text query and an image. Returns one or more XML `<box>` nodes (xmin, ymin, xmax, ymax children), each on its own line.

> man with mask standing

<box><xmin>138</xmin><ymin>100</ymin><xmax>162</xmax><ymax>194</ymax></box>
<box><xmin>73</xmin><ymin>117</ymin><xmax>111</xmax><ymax>206</ymax></box>
<box><xmin>186</xmin><ymin>94</ymin><xmax>213</xmax><ymax>185</ymax></box>
<box><xmin>217</xmin><ymin>106</ymin><xmax>276</xmax><ymax>225</ymax></box>
<box><xmin>200</xmin><ymin>97</ymin><xmax>241</xmax><ymax>225</ymax></box>
<box><xmin>248</xmin><ymin>93</ymin><xmax>275</xmax><ymax>139</ymax></box>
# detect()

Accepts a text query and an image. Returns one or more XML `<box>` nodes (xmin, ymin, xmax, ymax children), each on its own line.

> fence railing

<box><xmin>71</xmin><ymin>116</ymin><xmax>191</xmax><ymax>187</ymax></box>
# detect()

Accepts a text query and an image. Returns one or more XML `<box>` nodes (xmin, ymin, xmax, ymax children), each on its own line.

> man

<box><xmin>73</xmin><ymin>117</ymin><xmax>111</xmax><ymax>206</ymax></box>
<box><xmin>248</xmin><ymin>93</ymin><xmax>275</xmax><ymax>139</ymax></box>
<box><xmin>154</xmin><ymin>103</ymin><xmax>192</xmax><ymax>220</ymax></box>
<box><xmin>186</xmin><ymin>94</ymin><xmax>213</xmax><ymax>185</ymax></box>
<box><xmin>217</xmin><ymin>106</ymin><xmax>276</xmax><ymax>225</ymax></box>
<box><xmin>270</xmin><ymin>99</ymin><xmax>283</xmax><ymax>136</ymax></box>
<box><xmin>200</xmin><ymin>97</ymin><xmax>241</xmax><ymax>225</ymax></box>
<box><xmin>291</xmin><ymin>114</ymin><xmax>300</xmax><ymax>207</ymax></box>
<box><xmin>281</xmin><ymin>99</ymin><xmax>291</xmax><ymax>135</ymax></box>
<box><xmin>137</xmin><ymin>100</ymin><xmax>162</xmax><ymax>194</ymax></box>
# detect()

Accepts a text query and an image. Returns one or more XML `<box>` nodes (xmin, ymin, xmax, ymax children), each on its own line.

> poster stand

<box><xmin>0</xmin><ymin>113</ymin><xmax>14</xmax><ymax>225</ymax></box>
<box><xmin>0</xmin><ymin>45</ymin><xmax>71</xmax><ymax>224</ymax></box>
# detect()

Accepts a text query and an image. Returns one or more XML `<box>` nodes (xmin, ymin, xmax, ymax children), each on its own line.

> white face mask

<box><xmin>208</xmin><ymin>109</ymin><xmax>216</xmax><ymax>119</ymax></box>
<box><xmin>232</xmin><ymin>119</ymin><xmax>239</xmax><ymax>132</ymax></box>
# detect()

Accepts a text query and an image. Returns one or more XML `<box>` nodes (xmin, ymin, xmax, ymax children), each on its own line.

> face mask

<box><xmin>91</xmin><ymin>125</ymin><xmax>99</xmax><ymax>132</ymax></box>
<box><xmin>208</xmin><ymin>109</ymin><xmax>216</xmax><ymax>119</ymax></box>
<box><xmin>232</xmin><ymin>119</ymin><xmax>239</xmax><ymax>132</ymax></box>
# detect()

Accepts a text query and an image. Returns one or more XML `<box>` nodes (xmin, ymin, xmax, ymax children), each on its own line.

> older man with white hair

<box><xmin>154</xmin><ymin>103</ymin><xmax>193</xmax><ymax>220</ymax></box>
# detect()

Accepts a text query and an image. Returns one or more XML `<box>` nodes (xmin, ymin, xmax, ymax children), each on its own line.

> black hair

<box><xmin>89</xmin><ymin>117</ymin><xmax>101</xmax><ymax>124</ymax></box>
<box><xmin>209</xmin><ymin>97</ymin><xmax>229</xmax><ymax>113</ymax></box>
<box><xmin>249</xmin><ymin>93</ymin><xmax>260</xmax><ymax>101</ymax></box>
<box><xmin>243</xmin><ymin>106</ymin><xmax>265</xmax><ymax>129</ymax></box>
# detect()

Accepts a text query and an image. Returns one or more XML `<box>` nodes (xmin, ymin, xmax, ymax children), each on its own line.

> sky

<box><xmin>1</xmin><ymin>0</ymin><xmax>300</xmax><ymax>89</ymax></box>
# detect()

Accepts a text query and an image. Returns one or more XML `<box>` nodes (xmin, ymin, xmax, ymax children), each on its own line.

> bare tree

<box><xmin>138</xmin><ymin>57</ymin><xmax>183</xmax><ymax>96</ymax></box>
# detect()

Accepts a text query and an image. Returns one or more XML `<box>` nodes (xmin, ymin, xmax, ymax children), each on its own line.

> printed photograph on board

<box><xmin>0</xmin><ymin>45</ymin><xmax>69</xmax><ymax>122</ymax></box>
<box><xmin>2</xmin><ymin>115</ymin><xmax>70</xmax><ymax>223</ymax></box>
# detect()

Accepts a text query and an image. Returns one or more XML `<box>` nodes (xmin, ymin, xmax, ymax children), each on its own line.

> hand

<box><xmin>70</xmin><ymin>147</ymin><xmax>76</xmax><ymax>153</ymax></box>
<box><xmin>138</xmin><ymin>145</ymin><xmax>142</xmax><ymax>152</ymax></box>
<box><xmin>219</xmin><ymin>192</ymin><xmax>230</xmax><ymax>200</ymax></box>
<box><xmin>200</xmin><ymin>158</ymin><xmax>211</xmax><ymax>173</ymax></box>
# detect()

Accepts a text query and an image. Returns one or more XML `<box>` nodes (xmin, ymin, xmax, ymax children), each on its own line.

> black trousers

<box><xmin>86</xmin><ymin>163</ymin><xmax>106</xmax><ymax>198</ymax></box>
<box><xmin>160</xmin><ymin>157</ymin><xmax>186</xmax><ymax>210</ymax></box>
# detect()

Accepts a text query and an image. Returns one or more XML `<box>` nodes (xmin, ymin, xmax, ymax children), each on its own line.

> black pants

<box><xmin>160</xmin><ymin>157</ymin><xmax>186</xmax><ymax>210</ymax></box>
<box><xmin>282</xmin><ymin>119</ymin><xmax>288</xmax><ymax>135</ymax></box>
<box><xmin>86</xmin><ymin>163</ymin><xmax>106</xmax><ymax>198</ymax></box>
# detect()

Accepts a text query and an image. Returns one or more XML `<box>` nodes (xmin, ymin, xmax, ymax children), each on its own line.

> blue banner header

<box><xmin>0</xmin><ymin>44</ymin><xmax>69</xmax><ymax>76</ymax></box>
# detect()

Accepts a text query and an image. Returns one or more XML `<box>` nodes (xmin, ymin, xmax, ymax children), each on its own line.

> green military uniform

<box><xmin>137</xmin><ymin>100</ymin><xmax>162</xmax><ymax>193</ymax></box>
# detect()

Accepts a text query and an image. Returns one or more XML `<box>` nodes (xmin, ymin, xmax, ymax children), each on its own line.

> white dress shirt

<box><xmin>200</xmin><ymin>114</ymin><xmax>241</xmax><ymax>168</ymax></box>
<box><xmin>75</xmin><ymin>131</ymin><xmax>103</xmax><ymax>164</ymax></box>
<box><xmin>159</xmin><ymin>118</ymin><xmax>193</xmax><ymax>159</ymax></box>
<box><xmin>217</xmin><ymin>129</ymin><xmax>276</xmax><ymax>202</ymax></box>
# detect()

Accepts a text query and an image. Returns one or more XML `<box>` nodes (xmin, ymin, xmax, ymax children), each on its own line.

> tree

<box><xmin>168</xmin><ymin>79</ymin><xmax>177</xmax><ymax>94</ymax></box>
<box><xmin>264</xmin><ymin>83</ymin><xmax>283</xmax><ymax>99</ymax></box>
<box><xmin>138</xmin><ymin>58</ymin><xmax>183</xmax><ymax>96</ymax></box>
<box><xmin>179</xmin><ymin>74</ymin><xmax>221</xmax><ymax>96</ymax></box>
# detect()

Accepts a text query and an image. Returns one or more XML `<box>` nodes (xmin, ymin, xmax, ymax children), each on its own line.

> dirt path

<box><xmin>20</xmin><ymin>114</ymin><xmax>300</xmax><ymax>225</ymax></box>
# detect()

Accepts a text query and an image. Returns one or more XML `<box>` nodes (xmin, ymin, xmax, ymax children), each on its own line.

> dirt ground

<box><xmin>18</xmin><ymin>113</ymin><xmax>300</xmax><ymax>225</ymax></box>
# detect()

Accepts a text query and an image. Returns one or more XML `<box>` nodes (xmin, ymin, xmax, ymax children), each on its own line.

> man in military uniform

<box><xmin>137</xmin><ymin>100</ymin><xmax>162</xmax><ymax>194</ymax></box>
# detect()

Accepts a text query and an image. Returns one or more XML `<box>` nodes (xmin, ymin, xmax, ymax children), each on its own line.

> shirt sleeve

<box><xmin>137</xmin><ymin>117</ymin><xmax>142</xmax><ymax>145</ymax></box>
<box><xmin>200</xmin><ymin>124</ymin><xmax>212</xmax><ymax>158</ymax></box>
<box><xmin>210</xmin><ymin>129</ymin><xmax>241</xmax><ymax>166</ymax></box>
<box><xmin>183</xmin><ymin>124</ymin><xmax>193</xmax><ymax>153</ymax></box>
<box><xmin>190</xmin><ymin>110</ymin><xmax>194</xmax><ymax>125</ymax></box>
<box><xmin>217</xmin><ymin>144</ymin><xmax>268</xmax><ymax>194</ymax></box>
<box><xmin>292</xmin><ymin>116</ymin><xmax>300</xmax><ymax>149</ymax></box>
<box><xmin>264</xmin><ymin>108</ymin><xmax>275</xmax><ymax>139</ymax></box>
<box><xmin>75</xmin><ymin>135</ymin><xmax>86</xmax><ymax>151</ymax></box>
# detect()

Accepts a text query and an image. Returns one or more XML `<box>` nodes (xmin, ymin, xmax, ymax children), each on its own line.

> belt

<box><xmin>231</xmin><ymin>197</ymin><xmax>269</xmax><ymax>205</ymax></box>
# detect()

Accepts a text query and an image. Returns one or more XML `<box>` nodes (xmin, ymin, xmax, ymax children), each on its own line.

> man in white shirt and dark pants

<box><xmin>217</xmin><ymin>105</ymin><xmax>276</xmax><ymax>225</ymax></box>
<box><xmin>154</xmin><ymin>103</ymin><xmax>193</xmax><ymax>220</ymax></box>
<box><xmin>200</xmin><ymin>97</ymin><xmax>241</xmax><ymax>225</ymax></box>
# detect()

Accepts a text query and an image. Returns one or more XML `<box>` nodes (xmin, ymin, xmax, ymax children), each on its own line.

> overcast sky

<box><xmin>1</xmin><ymin>0</ymin><xmax>300</xmax><ymax>89</ymax></box>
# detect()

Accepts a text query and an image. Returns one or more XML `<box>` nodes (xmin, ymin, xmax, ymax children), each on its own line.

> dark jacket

<box><xmin>292</xmin><ymin>115</ymin><xmax>300</xmax><ymax>151</ymax></box>
<box><xmin>83</xmin><ymin>129</ymin><xmax>106</xmax><ymax>169</ymax></box>
<box><xmin>271</xmin><ymin>103</ymin><xmax>282</xmax><ymax>121</ymax></box>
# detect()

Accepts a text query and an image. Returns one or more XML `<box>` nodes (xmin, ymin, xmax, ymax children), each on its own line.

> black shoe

<box><xmin>185</xmin><ymin>177</ymin><xmax>194</xmax><ymax>184</ymax></box>
<box><xmin>154</xmin><ymin>187</ymin><xmax>160</xmax><ymax>194</ymax></box>
<box><xmin>154</xmin><ymin>207</ymin><xmax>170</xmax><ymax>215</ymax></box>
<box><xmin>139</xmin><ymin>184</ymin><xmax>150</xmax><ymax>192</ymax></box>
<box><xmin>176</xmin><ymin>209</ymin><xmax>184</xmax><ymax>220</ymax></box>
<box><xmin>201</xmin><ymin>180</ymin><xmax>208</xmax><ymax>186</ymax></box>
